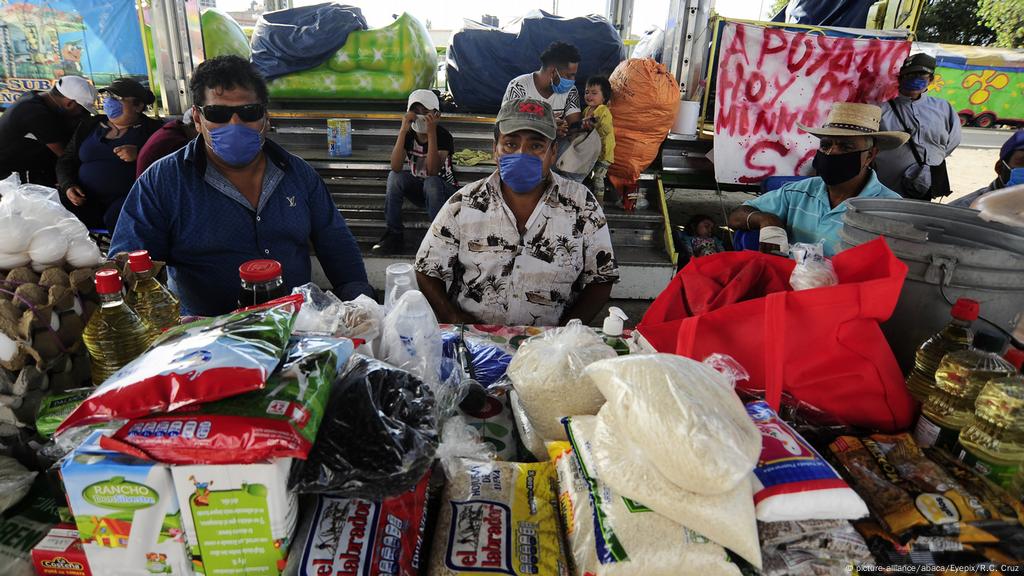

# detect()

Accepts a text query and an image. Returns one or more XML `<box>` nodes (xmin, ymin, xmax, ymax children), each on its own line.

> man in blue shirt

<box><xmin>729</xmin><ymin>103</ymin><xmax>909</xmax><ymax>256</ymax></box>
<box><xmin>111</xmin><ymin>56</ymin><xmax>372</xmax><ymax>316</ymax></box>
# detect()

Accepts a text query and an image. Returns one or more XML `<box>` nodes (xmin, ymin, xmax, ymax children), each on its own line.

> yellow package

<box><xmin>429</xmin><ymin>459</ymin><xmax>571</xmax><ymax>576</ymax></box>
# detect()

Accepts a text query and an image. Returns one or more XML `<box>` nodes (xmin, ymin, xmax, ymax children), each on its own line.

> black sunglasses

<box><xmin>198</xmin><ymin>103</ymin><xmax>265</xmax><ymax>123</ymax></box>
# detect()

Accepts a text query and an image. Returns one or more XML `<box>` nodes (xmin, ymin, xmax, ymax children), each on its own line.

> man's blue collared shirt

<box><xmin>110</xmin><ymin>137</ymin><xmax>372</xmax><ymax>316</ymax></box>
<box><xmin>744</xmin><ymin>170</ymin><xmax>901</xmax><ymax>256</ymax></box>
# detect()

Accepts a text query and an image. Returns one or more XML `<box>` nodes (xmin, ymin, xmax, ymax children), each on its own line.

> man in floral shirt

<box><xmin>414</xmin><ymin>98</ymin><xmax>618</xmax><ymax>326</ymax></box>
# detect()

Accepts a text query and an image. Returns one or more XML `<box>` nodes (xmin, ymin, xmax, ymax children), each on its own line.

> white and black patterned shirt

<box><xmin>502</xmin><ymin>73</ymin><xmax>581</xmax><ymax>121</ymax></box>
<box><xmin>415</xmin><ymin>170</ymin><xmax>618</xmax><ymax>326</ymax></box>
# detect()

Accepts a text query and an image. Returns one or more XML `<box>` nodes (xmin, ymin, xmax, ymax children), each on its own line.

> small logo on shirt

<box><xmin>286</xmin><ymin>195</ymin><xmax>296</xmax><ymax>207</ymax></box>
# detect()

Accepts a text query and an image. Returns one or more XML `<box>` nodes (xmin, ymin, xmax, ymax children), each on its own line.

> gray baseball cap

<box><xmin>496</xmin><ymin>98</ymin><xmax>557</xmax><ymax>141</ymax></box>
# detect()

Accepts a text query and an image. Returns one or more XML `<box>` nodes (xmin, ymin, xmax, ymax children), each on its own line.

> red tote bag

<box><xmin>638</xmin><ymin>238</ymin><xmax>916</xmax><ymax>432</ymax></box>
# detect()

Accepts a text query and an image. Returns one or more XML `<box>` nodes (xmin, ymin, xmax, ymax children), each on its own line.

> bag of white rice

<box><xmin>506</xmin><ymin>320</ymin><xmax>616</xmax><ymax>441</ymax></box>
<box><xmin>746</xmin><ymin>401</ymin><xmax>868</xmax><ymax>522</ymax></box>
<box><xmin>428</xmin><ymin>459</ymin><xmax>570</xmax><ymax>576</ymax></box>
<box><xmin>584</xmin><ymin>353</ymin><xmax>760</xmax><ymax>495</ymax></box>
<box><xmin>552</xmin><ymin>431</ymin><xmax>742</xmax><ymax>576</ymax></box>
<box><xmin>585</xmin><ymin>409</ymin><xmax>763</xmax><ymax>569</ymax></box>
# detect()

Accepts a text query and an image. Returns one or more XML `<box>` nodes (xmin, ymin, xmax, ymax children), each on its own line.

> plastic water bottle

<box><xmin>82</xmin><ymin>269</ymin><xmax>151</xmax><ymax>385</ymax></box>
<box><xmin>382</xmin><ymin>290</ymin><xmax>441</xmax><ymax>385</ymax></box>
<box><xmin>905</xmin><ymin>298</ymin><xmax>979</xmax><ymax>402</ymax></box>
<box><xmin>384</xmin><ymin>262</ymin><xmax>418</xmax><ymax>315</ymax></box>
<box><xmin>125</xmin><ymin>250</ymin><xmax>179</xmax><ymax>343</ymax></box>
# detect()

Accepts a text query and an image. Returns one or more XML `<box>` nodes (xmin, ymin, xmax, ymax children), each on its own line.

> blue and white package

<box><xmin>745</xmin><ymin>401</ymin><xmax>868</xmax><ymax>522</ymax></box>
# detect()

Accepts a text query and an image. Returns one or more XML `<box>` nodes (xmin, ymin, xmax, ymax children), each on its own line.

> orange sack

<box><xmin>608</xmin><ymin>58</ymin><xmax>680</xmax><ymax>191</ymax></box>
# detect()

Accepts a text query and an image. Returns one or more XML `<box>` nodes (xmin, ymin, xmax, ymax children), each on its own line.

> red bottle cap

<box><xmin>951</xmin><ymin>298</ymin><xmax>980</xmax><ymax>321</ymax></box>
<box><xmin>239</xmin><ymin>259</ymin><xmax>282</xmax><ymax>283</ymax></box>
<box><xmin>127</xmin><ymin>250</ymin><xmax>153</xmax><ymax>273</ymax></box>
<box><xmin>94</xmin><ymin>269</ymin><xmax>123</xmax><ymax>295</ymax></box>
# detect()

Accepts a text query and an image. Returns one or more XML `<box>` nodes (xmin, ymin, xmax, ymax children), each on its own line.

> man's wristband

<box><xmin>746</xmin><ymin>210</ymin><xmax>763</xmax><ymax>229</ymax></box>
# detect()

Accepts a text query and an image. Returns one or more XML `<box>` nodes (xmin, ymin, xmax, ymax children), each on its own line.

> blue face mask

<box><xmin>1007</xmin><ymin>167</ymin><xmax>1024</xmax><ymax>187</ymax></box>
<box><xmin>103</xmin><ymin>96</ymin><xmax>123</xmax><ymax>120</ymax></box>
<box><xmin>499</xmin><ymin>153</ymin><xmax>544</xmax><ymax>194</ymax></box>
<box><xmin>552</xmin><ymin>72</ymin><xmax>575</xmax><ymax>95</ymax></box>
<box><xmin>900</xmin><ymin>77</ymin><xmax>929</xmax><ymax>92</ymax></box>
<box><xmin>206</xmin><ymin>123</ymin><xmax>264</xmax><ymax>167</ymax></box>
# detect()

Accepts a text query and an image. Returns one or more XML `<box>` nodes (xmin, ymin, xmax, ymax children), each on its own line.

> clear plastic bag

<box><xmin>583</xmin><ymin>353</ymin><xmax>761</xmax><ymax>494</ymax></box>
<box><xmin>0</xmin><ymin>455</ymin><xmax>37</xmax><ymax>515</ymax></box>
<box><xmin>0</xmin><ymin>174</ymin><xmax>102</xmax><ymax>271</ymax></box>
<box><xmin>379</xmin><ymin>290</ymin><xmax>441</xmax><ymax>386</ymax></box>
<box><xmin>436</xmin><ymin>415</ymin><xmax>495</xmax><ymax>481</ymax></box>
<box><xmin>789</xmin><ymin>242</ymin><xmax>838</xmax><ymax>291</ymax></box>
<box><xmin>506</xmin><ymin>320</ymin><xmax>617</xmax><ymax>441</ymax></box>
<box><xmin>291</xmin><ymin>283</ymin><xmax>383</xmax><ymax>343</ymax></box>
<box><xmin>289</xmin><ymin>355</ymin><xmax>438</xmax><ymax>499</ymax></box>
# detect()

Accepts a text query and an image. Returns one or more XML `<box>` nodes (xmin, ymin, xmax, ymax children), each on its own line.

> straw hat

<box><xmin>798</xmin><ymin>102</ymin><xmax>909</xmax><ymax>150</ymax></box>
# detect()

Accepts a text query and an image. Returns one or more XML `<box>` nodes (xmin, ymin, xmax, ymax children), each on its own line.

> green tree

<box><xmin>978</xmin><ymin>0</ymin><xmax>1024</xmax><ymax>48</ymax></box>
<box><xmin>917</xmin><ymin>0</ymin><xmax>996</xmax><ymax>46</ymax></box>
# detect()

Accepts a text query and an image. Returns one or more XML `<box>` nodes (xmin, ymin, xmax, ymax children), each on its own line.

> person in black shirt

<box><xmin>0</xmin><ymin>76</ymin><xmax>97</xmax><ymax>186</ymax></box>
<box><xmin>373</xmin><ymin>89</ymin><xmax>457</xmax><ymax>255</ymax></box>
<box><xmin>56</xmin><ymin>78</ymin><xmax>162</xmax><ymax>231</ymax></box>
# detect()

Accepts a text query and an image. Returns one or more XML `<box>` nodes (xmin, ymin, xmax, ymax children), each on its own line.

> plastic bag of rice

<box><xmin>551</xmin><ymin>434</ymin><xmax>741</xmax><ymax>576</ymax></box>
<box><xmin>428</xmin><ymin>459</ymin><xmax>570</xmax><ymax>576</ymax></box>
<box><xmin>583</xmin><ymin>353</ymin><xmax>761</xmax><ymax>495</ymax></box>
<box><xmin>505</xmin><ymin>320</ymin><xmax>616</xmax><ymax>442</ymax></box>
<box><xmin>585</xmin><ymin>408</ymin><xmax>763</xmax><ymax>569</ymax></box>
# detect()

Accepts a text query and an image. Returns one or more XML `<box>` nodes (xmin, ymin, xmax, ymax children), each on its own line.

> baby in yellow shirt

<box><xmin>583</xmin><ymin>75</ymin><xmax>615</xmax><ymax>201</ymax></box>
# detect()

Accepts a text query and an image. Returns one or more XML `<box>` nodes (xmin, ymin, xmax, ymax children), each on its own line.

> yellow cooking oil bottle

<box><xmin>905</xmin><ymin>298</ymin><xmax>978</xmax><ymax>402</ymax></box>
<box><xmin>124</xmin><ymin>250</ymin><xmax>179</xmax><ymax>343</ymax></box>
<box><xmin>958</xmin><ymin>374</ymin><xmax>1024</xmax><ymax>488</ymax></box>
<box><xmin>915</xmin><ymin>331</ymin><xmax>1015</xmax><ymax>452</ymax></box>
<box><xmin>82</xmin><ymin>269</ymin><xmax>151</xmax><ymax>385</ymax></box>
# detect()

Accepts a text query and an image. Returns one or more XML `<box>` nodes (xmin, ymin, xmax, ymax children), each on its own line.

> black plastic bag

<box><xmin>290</xmin><ymin>355</ymin><xmax>438</xmax><ymax>499</ymax></box>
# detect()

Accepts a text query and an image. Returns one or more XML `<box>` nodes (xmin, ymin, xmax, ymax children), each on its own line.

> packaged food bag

<box><xmin>759</xmin><ymin>520</ymin><xmax>872</xmax><ymax>576</ymax></box>
<box><xmin>506</xmin><ymin>320</ymin><xmax>616</xmax><ymax>442</ymax></box>
<box><xmin>60</xmin><ymin>431</ymin><xmax>192</xmax><ymax>576</ymax></box>
<box><xmin>35</xmin><ymin>388</ymin><xmax>92</xmax><ymax>438</ymax></box>
<box><xmin>584</xmin><ymin>409</ymin><xmax>762</xmax><ymax>568</ymax></box>
<box><xmin>746</xmin><ymin>401</ymin><xmax>868</xmax><ymax>522</ymax></box>
<box><xmin>290</xmin><ymin>355</ymin><xmax>438</xmax><ymax>499</ymax></box>
<box><xmin>585</xmin><ymin>353</ymin><xmax>760</xmax><ymax>495</ymax></box>
<box><xmin>284</xmin><ymin>471</ymin><xmax>431</xmax><ymax>576</ymax></box>
<box><xmin>108</xmin><ymin>336</ymin><xmax>354</xmax><ymax>464</ymax></box>
<box><xmin>552</xmin><ymin>435</ymin><xmax>741</xmax><ymax>576</ymax></box>
<box><xmin>829</xmin><ymin>433</ymin><xmax>1024</xmax><ymax>539</ymax></box>
<box><xmin>57</xmin><ymin>297</ymin><xmax>299</xmax><ymax>434</ymax></box>
<box><xmin>427</xmin><ymin>458</ymin><xmax>570</xmax><ymax>576</ymax></box>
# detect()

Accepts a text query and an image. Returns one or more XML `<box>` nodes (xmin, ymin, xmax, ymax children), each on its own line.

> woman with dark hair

<box><xmin>57</xmin><ymin>77</ymin><xmax>162</xmax><ymax>231</ymax></box>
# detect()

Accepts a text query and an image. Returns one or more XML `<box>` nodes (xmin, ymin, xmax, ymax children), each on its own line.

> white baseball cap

<box><xmin>54</xmin><ymin>76</ymin><xmax>98</xmax><ymax>114</ymax></box>
<box><xmin>407</xmin><ymin>89</ymin><xmax>439</xmax><ymax>112</ymax></box>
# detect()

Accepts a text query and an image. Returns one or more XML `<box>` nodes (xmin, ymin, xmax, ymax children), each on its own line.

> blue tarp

<box><xmin>447</xmin><ymin>11</ymin><xmax>626</xmax><ymax>113</ymax></box>
<box><xmin>771</xmin><ymin>0</ymin><xmax>876</xmax><ymax>28</ymax></box>
<box><xmin>250</xmin><ymin>3</ymin><xmax>367</xmax><ymax>80</ymax></box>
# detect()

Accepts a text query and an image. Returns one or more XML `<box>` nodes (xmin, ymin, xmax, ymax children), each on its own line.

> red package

<box><xmin>285</xmin><ymin>472</ymin><xmax>431</xmax><ymax>576</ymax></box>
<box><xmin>57</xmin><ymin>297</ymin><xmax>300</xmax><ymax>435</ymax></box>
<box><xmin>31</xmin><ymin>526</ymin><xmax>91</xmax><ymax>576</ymax></box>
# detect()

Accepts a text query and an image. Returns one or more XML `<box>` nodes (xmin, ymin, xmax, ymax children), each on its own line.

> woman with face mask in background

<box><xmin>729</xmin><ymin>102</ymin><xmax>909</xmax><ymax>257</ymax></box>
<box><xmin>56</xmin><ymin>77</ymin><xmax>162</xmax><ymax>231</ymax></box>
<box><xmin>874</xmin><ymin>53</ymin><xmax>962</xmax><ymax>201</ymax></box>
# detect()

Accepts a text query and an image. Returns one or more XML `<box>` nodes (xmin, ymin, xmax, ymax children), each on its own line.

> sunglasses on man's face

<box><xmin>198</xmin><ymin>103</ymin><xmax>266</xmax><ymax>123</ymax></box>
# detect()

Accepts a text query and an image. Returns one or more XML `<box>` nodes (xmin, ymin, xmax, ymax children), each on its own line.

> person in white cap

<box><xmin>0</xmin><ymin>75</ymin><xmax>96</xmax><ymax>186</ymax></box>
<box><xmin>373</xmin><ymin>89</ymin><xmax>457</xmax><ymax>255</ymax></box>
<box><xmin>729</xmin><ymin>102</ymin><xmax>908</xmax><ymax>257</ymax></box>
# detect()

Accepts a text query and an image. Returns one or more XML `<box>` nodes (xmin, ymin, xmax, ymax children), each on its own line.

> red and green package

<box><xmin>57</xmin><ymin>297</ymin><xmax>300</xmax><ymax>434</ymax></box>
<box><xmin>107</xmin><ymin>336</ymin><xmax>354</xmax><ymax>465</ymax></box>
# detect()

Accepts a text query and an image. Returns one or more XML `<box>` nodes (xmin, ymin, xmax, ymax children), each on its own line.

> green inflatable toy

<box><xmin>201</xmin><ymin>8</ymin><xmax>252</xmax><ymax>59</ymax></box>
<box><xmin>266</xmin><ymin>13</ymin><xmax>438</xmax><ymax>99</ymax></box>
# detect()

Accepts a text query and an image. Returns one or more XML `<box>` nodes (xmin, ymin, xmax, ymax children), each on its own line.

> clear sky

<box><xmin>214</xmin><ymin>0</ymin><xmax>764</xmax><ymax>37</ymax></box>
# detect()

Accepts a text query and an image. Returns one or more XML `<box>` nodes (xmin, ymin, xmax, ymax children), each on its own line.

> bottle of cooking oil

<box><xmin>82</xmin><ymin>269</ymin><xmax>152</xmax><ymax>385</ymax></box>
<box><xmin>905</xmin><ymin>298</ymin><xmax>979</xmax><ymax>402</ymax></box>
<box><xmin>914</xmin><ymin>332</ymin><xmax>1015</xmax><ymax>452</ymax></box>
<box><xmin>124</xmin><ymin>250</ymin><xmax>179</xmax><ymax>343</ymax></box>
<box><xmin>957</xmin><ymin>374</ymin><xmax>1024</xmax><ymax>488</ymax></box>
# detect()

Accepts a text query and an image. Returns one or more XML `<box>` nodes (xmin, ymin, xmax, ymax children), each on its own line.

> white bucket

<box><xmin>671</xmin><ymin>101</ymin><xmax>700</xmax><ymax>136</ymax></box>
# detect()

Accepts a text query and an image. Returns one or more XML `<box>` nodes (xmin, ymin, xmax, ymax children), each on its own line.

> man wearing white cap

<box><xmin>373</xmin><ymin>89</ymin><xmax>457</xmax><ymax>255</ymax></box>
<box><xmin>0</xmin><ymin>76</ymin><xmax>96</xmax><ymax>186</ymax></box>
<box><xmin>729</xmin><ymin>102</ymin><xmax>908</xmax><ymax>256</ymax></box>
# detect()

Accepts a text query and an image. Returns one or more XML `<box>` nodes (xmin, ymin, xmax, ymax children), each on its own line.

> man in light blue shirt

<box><xmin>729</xmin><ymin>103</ymin><xmax>909</xmax><ymax>256</ymax></box>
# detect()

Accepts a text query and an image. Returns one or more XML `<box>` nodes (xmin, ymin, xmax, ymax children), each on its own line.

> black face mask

<box><xmin>812</xmin><ymin>150</ymin><xmax>866</xmax><ymax>186</ymax></box>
